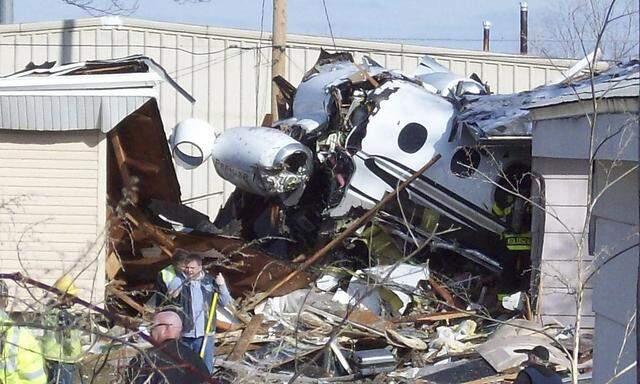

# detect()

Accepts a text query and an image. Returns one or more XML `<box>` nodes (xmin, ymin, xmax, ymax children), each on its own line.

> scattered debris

<box><xmin>4</xmin><ymin>53</ymin><xmax>620</xmax><ymax>383</ymax></box>
<box><xmin>99</xmin><ymin>52</ymin><xmax>607</xmax><ymax>382</ymax></box>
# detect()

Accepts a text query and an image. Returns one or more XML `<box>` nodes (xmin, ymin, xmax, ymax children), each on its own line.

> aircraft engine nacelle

<box><xmin>172</xmin><ymin>121</ymin><xmax>314</xmax><ymax>205</ymax></box>
<box><xmin>171</xmin><ymin>118</ymin><xmax>217</xmax><ymax>169</ymax></box>
<box><xmin>211</xmin><ymin>126</ymin><xmax>314</xmax><ymax>205</ymax></box>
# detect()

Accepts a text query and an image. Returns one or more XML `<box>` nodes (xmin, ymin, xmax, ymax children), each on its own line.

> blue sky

<box><xmin>11</xmin><ymin>0</ymin><xmax>637</xmax><ymax>56</ymax></box>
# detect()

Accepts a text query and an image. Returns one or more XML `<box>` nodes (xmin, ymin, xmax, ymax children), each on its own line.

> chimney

<box><xmin>520</xmin><ymin>2</ymin><xmax>528</xmax><ymax>55</ymax></box>
<box><xmin>483</xmin><ymin>21</ymin><xmax>491</xmax><ymax>52</ymax></box>
<box><xmin>0</xmin><ymin>0</ymin><xmax>13</xmax><ymax>24</ymax></box>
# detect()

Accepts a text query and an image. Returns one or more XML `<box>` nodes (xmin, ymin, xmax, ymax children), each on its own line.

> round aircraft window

<box><xmin>398</xmin><ymin>123</ymin><xmax>428</xmax><ymax>154</ymax></box>
<box><xmin>451</xmin><ymin>147</ymin><xmax>481</xmax><ymax>177</ymax></box>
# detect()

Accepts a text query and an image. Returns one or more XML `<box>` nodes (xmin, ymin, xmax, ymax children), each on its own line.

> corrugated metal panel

<box><xmin>0</xmin><ymin>129</ymin><xmax>105</xmax><ymax>308</ymax></box>
<box><xmin>0</xmin><ymin>17</ymin><xmax>574</xmax><ymax>220</ymax></box>
<box><xmin>0</xmin><ymin>95</ymin><xmax>150</xmax><ymax>132</ymax></box>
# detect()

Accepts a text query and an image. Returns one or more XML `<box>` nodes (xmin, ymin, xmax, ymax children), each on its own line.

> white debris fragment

<box><xmin>331</xmin><ymin>263</ymin><xmax>430</xmax><ymax>316</ymax></box>
<box><xmin>316</xmin><ymin>274</ymin><xmax>340</xmax><ymax>292</ymax></box>
<box><xmin>501</xmin><ymin>291</ymin><xmax>525</xmax><ymax>311</ymax></box>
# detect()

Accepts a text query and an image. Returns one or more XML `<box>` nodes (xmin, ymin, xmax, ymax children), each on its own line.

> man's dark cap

<box><xmin>514</xmin><ymin>345</ymin><xmax>550</xmax><ymax>362</ymax></box>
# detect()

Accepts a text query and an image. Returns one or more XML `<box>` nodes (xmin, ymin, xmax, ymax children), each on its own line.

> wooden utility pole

<box><xmin>271</xmin><ymin>0</ymin><xmax>287</xmax><ymax>121</ymax></box>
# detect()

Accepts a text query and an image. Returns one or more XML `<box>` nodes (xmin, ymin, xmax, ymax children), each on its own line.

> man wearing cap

<box><xmin>41</xmin><ymin>275</ymin><xmax>84</xmax><ymax>384</ymax></box>
<box><xmin>514</xmin><ymin>346</ymin><xmax>562</xmax><ymax>384</ymax></box>
<box><xmin>0</xmin><ymin>279</ymin><xmax>47</xmax><ymax>384</ymax></box>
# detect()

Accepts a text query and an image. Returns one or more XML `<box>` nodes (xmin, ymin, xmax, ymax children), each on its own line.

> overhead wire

<box><xmin>321</xmin><ymin>0</ymin><xmax>337</xmax><ymax>50</ymax></box>
<box><xmin>0</xmin><ymin>40</ymin><xmax>616</xmax><ymax>60</ymax></box>
<box><xmin>255</xmin><ymin>0</ymin><xmax>267</xmax><ymax>125</ymax></box>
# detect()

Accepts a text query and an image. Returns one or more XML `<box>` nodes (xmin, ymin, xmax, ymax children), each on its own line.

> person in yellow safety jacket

<box><xmin>41</xmin><ymin>276</ymin><xmax>83</xmax><ymax>384</ymax></box>
<box><xmin>493</xmin><ymin>198</ymin><xmax>532</xmax><ymax>252</ymax></box>
<box><xmin>492</xmin><ymin>164</ymin><xmax>533</xmax><ymax>253</ymax></box>
<box><xmin>0</xmin><ymin>280</ymin><xmax>47</xmax><ymax>384</ymax></box>
<box><xmin>493</xmin><ymin>199</ymin><xmax>532</xmax><ymax>294</ymax></box>
<box><xmin>154</xmin><ymin>249</ymin><xmax>189</xmax><ymax>307</ymax></box>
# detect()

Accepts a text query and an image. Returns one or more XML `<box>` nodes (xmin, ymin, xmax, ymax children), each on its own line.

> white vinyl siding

<box><xmin>0</xmin><ymin>129</ymin><xmax>106</xmax><ymax>308</ymax></box>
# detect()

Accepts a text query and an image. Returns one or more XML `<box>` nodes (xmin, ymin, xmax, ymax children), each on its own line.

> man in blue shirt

<box><xmin>176</xmin><ymin>253</ymin><xmax>232</xmax><ymax>374</ymax></box>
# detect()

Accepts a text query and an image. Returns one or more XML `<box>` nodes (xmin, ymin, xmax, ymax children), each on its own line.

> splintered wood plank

<box><xmin>106</xmin><ymin>285</ymin><xmax>151</xmax><ymax>317</ymax></box>
<box><xmin>227</xmin><ymin>314</ymin><xmax>264</xmax><ymax>361</ymax></box>
<box><xmin>105</xmin><ymin>251</ymin><xmax>123</xmax><ymax>280</ymax></box>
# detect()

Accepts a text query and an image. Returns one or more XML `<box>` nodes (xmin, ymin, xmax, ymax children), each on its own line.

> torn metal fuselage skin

<box><xmin>173</xmin><ymin>51</ymin><xmax>532</xmax><ymax>271</ymax></box>
<box><xmin>211</xmin><ymin>126</ymin><xmax>314</xmax><ymax>206</ymax></box>
<box><xmin>280</xmin><ymin>52</ymin><xmax>529</xmax><ymax>270</ymax></box>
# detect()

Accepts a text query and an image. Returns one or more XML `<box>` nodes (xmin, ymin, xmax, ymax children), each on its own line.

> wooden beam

<box><xmin>124</xmin><ymin>207</ymin><xmax>174</xmax><ymax>254</ymax></box>
<box><xmin>106</xmin><ymin>285</ymin><xmax>151</xmax><ymax>317</ymax></box>
<box><xmin>105</xmin><ymin>252</ymin><xmax>123</xmax><ymax>280</ymax></box>
<box><xmin>463</xmin><ymin>372</ymin><xmax>517</xmax><ymax>384</ymax></box>
<box><xmin>227</xmin><ymin>314</ymin><xmax>264</xmax><ymax>361</ymax></box>
<box><xmin>392</xmin><ymin>311</ymin><xmax>474</xmax><ymax>324</ymax></box>
<box><xmin>428</xmin><ymin>276</ymin><xmax>459</xmax><ymax>309</ymax></box>
<box><xmin>125</xmin><ymin>157</ymin><xmax>161</xmax><ymax>174</ymax></box>
<box><xmin>215</xmin><ymin>343</ymin><xmax>260</xmax><ymax>356</ymax></box>
<box><xmin>271</xmin><ymin>0</ymin><xmax>287</xmax><ymax>120</ymax></box>
<box><xmin>110</xmin><ymin>132</ymin><xmax>137</xmax><ymax>203</ymax></box>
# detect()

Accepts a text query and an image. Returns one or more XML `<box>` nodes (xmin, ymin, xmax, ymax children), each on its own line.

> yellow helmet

<box><xmin>53</xmin><ymin>275</ymin><xmax>79</xmax><ymax>296</ymax></box>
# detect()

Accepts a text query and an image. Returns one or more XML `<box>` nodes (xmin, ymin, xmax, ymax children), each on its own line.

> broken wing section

<box><xmin>415</xmin><ymin>55</ymin><xmax>487</xmax><ymax>98</ymax></box>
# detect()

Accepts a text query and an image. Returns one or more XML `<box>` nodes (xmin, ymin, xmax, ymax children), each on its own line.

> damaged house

<box><xmin>167</xmin><ymin>52</ymin><xmax>638</xmax><ymax>381</ymax></box>
<box><xmin>0</xmin><ymin>56</ymin><xmax>308</xmax><ymax>313</ymax></box>
<box><xmin>0</xmin><ymin>15</ymin><xmax>637</xmax><ymax>384</ymax></box>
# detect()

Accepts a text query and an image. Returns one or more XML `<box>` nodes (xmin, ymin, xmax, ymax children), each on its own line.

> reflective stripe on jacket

<box><xmin>1</xmin><ymin>315</ymin><xmax>47</xmax><ymax>384</ymax></box>
<box><xmin>42</xmin><ymin>308</ymin><xmax>83</xmax><ymax>363</ymax></box>
<box><xmin>504</xmin><ymin>232</ymin><xmax>532</xmax><ymax>251</ymax></box>
<box><xmin>492</xmin><ymin>201</ymin><xmax>513</xmax><ymax>217</ymax></box>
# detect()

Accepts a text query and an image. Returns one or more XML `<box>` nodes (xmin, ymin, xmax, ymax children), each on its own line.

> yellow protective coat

<box><xmin>41</xmin><ymin>308</ymin><xmax>83</xmax><ymax>364</ymax></box>
<box><xmin>0</xmin><ymin>312</ymin><xmax>47</xmax><ymax>384</ymax></box>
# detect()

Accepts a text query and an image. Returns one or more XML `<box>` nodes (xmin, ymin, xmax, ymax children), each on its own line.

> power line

<box><xmin>321</xmin><ymin>0</ymin><xmax>337</xmax><ymax>50</ymax></box>
<box><xmin>0</xmin><ymin>41</ymin><xmax>571</xmax><ymax>62</ymax></box>
<box><xmin>255</xmin><ymin>0</ymin><xmax>267</xmax><ymax>125</ymax></box>
<box><xmin>0</xmin><ymin>42</ymin><xmax>277</xmax><ymax>56</ymax></box>
<box><xmin>345</xmin><ymin>36</ymin><xmax>639</xmax><ymax>43</ymax></box>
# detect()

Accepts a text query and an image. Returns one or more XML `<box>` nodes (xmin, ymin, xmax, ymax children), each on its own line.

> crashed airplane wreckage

<box><xmin>172</xmin><ymin>50</ymin><xmax>533</xmax><ymax>284</ymax></box>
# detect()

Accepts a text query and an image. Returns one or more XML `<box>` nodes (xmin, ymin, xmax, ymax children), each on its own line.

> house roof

<box><xmin>0</xmin><ymin>55</ymin><xmax>193</xmax><ymax>132</ymax></box>
<box><xmin>458</xmin><ymin>60</ymin><xmax>640</xmax><ymax>144</ymax></box>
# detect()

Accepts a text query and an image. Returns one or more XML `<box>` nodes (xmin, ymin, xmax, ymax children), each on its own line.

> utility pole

<box><xmin>0</xmin><ymin>0</ymin><xmax>13</xmax><ymax>24</ymax></box>
<box><xmin>271</xmin><ymin>0</ymin><xmax>287</xmax><ymax>121</ymax></box>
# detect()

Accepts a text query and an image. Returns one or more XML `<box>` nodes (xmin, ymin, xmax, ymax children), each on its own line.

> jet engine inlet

<box><xmin>172</xmin><ymin>118</ymin><xmax>216</xmax><ymax>169</ymax></box>
<box><xmin>211</xmin><ymin>126</ymin><xmax>314</xmax><ymax>203</ymax></box>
